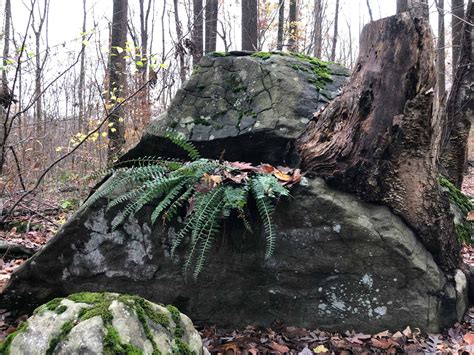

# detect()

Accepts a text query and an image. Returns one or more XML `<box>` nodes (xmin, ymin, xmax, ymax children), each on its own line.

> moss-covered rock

<box><xmin>0</xmin><ymin>292</ymin><xmax>208</xmax><ymax>355</ymax></box>
<box><xmin>126</xmin><ymin>51</ymin><xmax>349</xmax><ymax>167</ymax></box>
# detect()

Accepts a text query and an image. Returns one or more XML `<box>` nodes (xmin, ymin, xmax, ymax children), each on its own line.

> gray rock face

<box><xmin>122</xmin><ymin>52</ymin><xmax>350</xmax><ymax>166</ymax></box>
<box><xmin>3</xmin><ymin>293</ymin><xmax>207</xmax><ymax>355</ymax></box>
<box><xmin>1</xmin><ymin>178</ymin><xmax>466</xmax><ymax>333</ymax></box>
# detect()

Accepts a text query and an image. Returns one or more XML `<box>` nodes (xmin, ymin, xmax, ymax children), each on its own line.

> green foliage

<box><xmin>439</xmin><ymin>176</ymin><xmax>473</xmax><ymax>244</ymax></box>
<box><xmin>86</xmin><ymin>133</ymin><xmax>294</xmax><ymax>279</ymax></box>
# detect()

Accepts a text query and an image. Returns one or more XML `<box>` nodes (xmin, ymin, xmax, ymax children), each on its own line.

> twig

<box><xmin>8</xmin><ymin>147</ymin><xmax>26</xmax><ymax>191</ymax></box>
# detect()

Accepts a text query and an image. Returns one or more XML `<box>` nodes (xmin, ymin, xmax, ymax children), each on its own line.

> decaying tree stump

<box><xmin>296</xmin><ymin>13</ymin><xmax>460</xmax><ymax>272</ymax></box>
<box><xmin>440</xmin><ymin>2</ymin><xmax>473</xmax><ymax>188</ymax></box>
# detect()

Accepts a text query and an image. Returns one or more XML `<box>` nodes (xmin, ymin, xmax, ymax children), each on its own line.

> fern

<box><xmin>164</xmin><ymin>130</ymin><xmax>201</xmax><ymax>161</ymax></box>
<box><xmin>86</xmin><ymin>131</ymin><xmax>294</xmax><ymax>279</ymax></box>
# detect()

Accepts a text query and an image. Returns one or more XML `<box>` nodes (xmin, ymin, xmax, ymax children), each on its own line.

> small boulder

<box><xmin>1</xmin><ymin>292</ymin><xmax>208</xmax><ymax>355</ymax></box>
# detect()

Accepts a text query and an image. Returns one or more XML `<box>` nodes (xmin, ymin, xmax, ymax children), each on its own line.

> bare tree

<box><xmin>0</xmin><ymin>0</ymin><xmax>12</xmax><ymax>174</ymax></box>
<box><xmin>77</xmin><ymin>0</ymin><xmax>87</xmax><ymax>130</ymax></box>
<box><xmin>330</xmin><ymin>0</ymin><xmax>339</xmax><ymax>61</ymax></box>
<box><xmin>2</xmin><ymin>0</ymin><xmax>11</xmax><ymax>86</ymax></box>
<box><xmin>366</xmin><ymin>0</ymin><xmax>374</xmax><ymax>22</ymax></box>
<box><xmin>107</xmin><ymin>0</ymin><xmax>128</xmax><ymax>161</ymax></box>
<box><xmin>452</xmin><ymin>0</ymin><xmax>465</xmax><ymax>72</ymax></box>
<box><xmin>288</xmin><ymin>0</ymin><xmax>298</xmax><ymax>52</ymax></box>
<box><xmin>173</xmin><ymin>0</ymin><xmax>187</xmax><ymax>82</ymax></box>
<box><xmin>205</xmin><ymin>0</ymin><xmax>218</xmax><ymax>53</ymax></box>
<box><xmin>30</xmin><ymin>0</ymin><xmax>50</xmax><ymax>132</ymax></box>
<box><xmin>435</xmin><ymin>0</ymin><xmax>446</xmax><ymax>98</ymax></box>
<box><xmin>242</xmin><ymin>0</ymin><xmax>258</xmax><ymax>51</ymax></box>
<box><xmin>277</xmin><ymin>0</ymin><xmax>285</xmax><ymax>50</ymax></box>
<box><xmin>192</xmin><ymin>0</ymin><xmax>204</xmax><ymax>64</ymax></box>
<box><xmin>312</xmin><ymin>0</ymin><xmax>323</xmax><ymax>57</ymax></box>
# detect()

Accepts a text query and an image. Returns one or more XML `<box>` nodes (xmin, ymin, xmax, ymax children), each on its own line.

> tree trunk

<box><xmin>312</xmin><ymin>0</ymin><xmax>323</xmax><ymax>58</ymax></box>
<box><xmin>440</xmin><ymin>2</ymin><xmax>473</xmax><ymax>188</ymax></box>
<box><xmin>330</xmin><ymin>0</ymin><xmax>339</xmax><ymax>61</ymax></box>
<box><xmin>296</xmin><ymin>13</ymin><xmax>460</xmax><ymax>272</ymax></box>
<box><xmin>173</xmin><ymin>0</ymin><xmax>187</xmax><ymax>82</ymax></box>
<box><xmin>288</xmin><ymin>0</ymin><xmax>297</xmax><ymax>52</ymax></box>
<box><xmin>277</xmin><ymin>0</ymin><xmax>285</xmax><ymax>51</ymax></box>
<box><xmin>107</xmin><ymin>0</ymin><xmax>128</xmax><ymax>162</ymax></box>
<box><xmin>204</xmin><ymin>0</ymin><xmax>218</xmax><ymax>53</ymax></box>
<box><xmin>241</xmin><ymin>0</ymin><xmax>258</xmax><ymax>51</ymax></box>
<box><xmin>452</xmin><ymin>0</ymin><xmax>465</xmax><ymax>72</ymax></box>
<box><xmin>397</xmin><ymin>0</ymin><xmax>429</xmax><ymax>19</ymax></box>
<box><xmin>436</xmin><ymin>0</ymin><xmax>446</xmax><ymax>99</ymax></box>
<box><xmin>0</xmin><ymin>0</ymin><xmax>11</xmax><ymax>175</ymax></box>
<box><xmin>138</xmin><ymin>0</ymin><xmax>152</xmax><ymax>125</ymax></box>
<box><xmin>78</xmin><ymin>0</ymin><xmax>87</xmax><ymax>131</ymax></box>
<box><xmin>192</xmin><ymin>0</ymin><xmax>204</xmax><ymax>64</ymax></box>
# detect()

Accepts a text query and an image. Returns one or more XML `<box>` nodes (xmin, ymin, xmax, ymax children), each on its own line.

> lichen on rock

<box><xmin>1</xmin><ymin>292</ymin><xmax>208</xmax><ymax>355</ymax></box>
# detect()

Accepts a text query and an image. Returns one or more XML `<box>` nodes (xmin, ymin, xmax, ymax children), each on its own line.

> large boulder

<box><xmin>1</xmin><ymin>292</ymin><xmax>207</xmax><ymax>354</ymax></box>
<box><xmin>0</xmin><ymin>52</ymin><xmax>467</xmax><ymax>333</ymax></box>
<box><xmin>121</xmin><ymin>51</ymin><xmax>350</xmax><ymax>166</ymax></box>
<box><xmin>0</xmin><ymin>178</ymin><xmax>466</xmax><ymax>333</ymax></box>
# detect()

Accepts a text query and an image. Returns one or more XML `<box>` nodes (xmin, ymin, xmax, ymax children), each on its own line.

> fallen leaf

<box><xmin>273</xmin><ymin>170</ymin><xmax>292</xmax><ymax>182</ymax></box>
<box><xmin>258</xmin><ymin>164</ymin><xmax>275</xmax><ymax>174</ymax></box>
<box><xmin>464</xmin><ymin>333</ymin><xmax>474</xmax><ymax>345</ymax></box>
<box><xmin>270</xmin><ymin>341</ymin><xmax>290</xmax><ymax>353</ymax></box>
<box><xmin>374</xmin><ymin>330</ymin><xmax>390</xmax><ymax>338</ymax></box>
<box><xmin>371</xmin><ymin>338</ymin><xmax>395</xmax><ymax>349</ymax></box>
<box><xmin>313</xmin><ymin>344</ymin><xmax>329</xmax><ymax>353</ymax></box>
<box><xmin>402</xmin><ymin>326</ymin><xmax>412</xmax><ymax>338</ymax></box>
<box><xmin>298</xmin><ymin>346</ymin><xmax>313</xmax><ymax>355</ymax></box>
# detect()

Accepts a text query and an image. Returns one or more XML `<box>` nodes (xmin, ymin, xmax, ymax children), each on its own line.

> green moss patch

<box><xmin>439</xmin><ymin>176</ymin><xmax>473</xmax><ymax>244</ymax></box>
<box><xmin>104</xmin><ymin>325</ymin><xmax>143</xmax><ymax>355</ymax></box>
<box><xmin>0</xmin><ymin>321</ymin><xmax>28</xmax><ymax>355</ymax></box>
<box><xmin>46</xmin><ymin>320</ymin><xmax>75</xmax><ymax>355</ymax></box>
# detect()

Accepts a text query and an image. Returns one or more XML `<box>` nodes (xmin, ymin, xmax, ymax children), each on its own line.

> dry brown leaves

<box><xmin>201</xmin><ymin>313</ymin><xmax>474</xmax><ymax>354</ymax></box>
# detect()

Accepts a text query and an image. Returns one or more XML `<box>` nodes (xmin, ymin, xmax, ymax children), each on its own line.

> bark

<box><xmin>436</xmin><ymin>0</ymin><xmax>446</xmax><ymax>99</ymax></box>
<box><xmin>107</xmin><ymin>0</ymin><xmax>128</xmax><ymax>162</ymax></box>
<box><xmin>204</xmin><ymin>0</ymin><xmax>218</xmax><ymax>53</ymax></box>
<box><xmin>452</xmin><ymin>0</ymin><xmax>465</xmax><ymax>71</ymax></box>
<box><xmin>296</xmin><ymin>14</ymin><xmax>460</xmax><ymax>272</ymax></box>
<box><xmin>312</xmin><ymin>0</ymin><xmax>323</xmax><ymax>57</ymax></box>
<box><xmin>192</xmin><ymin>0</ymin><xmax>204</xmax><ymax>64</ymax></box>
<box><xmin>241</xmin><ymin>0</ymin><xmax>258</xmax><ymax>51</ymax></box>
<box><xmin>0</xmin><ymin>0</ymin><xmax>11</xmax><ymax>174</ymax></box>
<box><xmin>277</xmin><ymin>0</ymin><xmax>285</xmax><ymax>50</ymax></box>
<box><xmin>397</xmin><ymin>0</ymin><xmax>429</xmax><ymax>19</ymax></box>
<box><xmin>330</xmin><ymin>0</ymin><xmax>339</xmax><ymax>61</ymax></box>
<box><xmin>440</xmin><ymin>2</ymin><xmax>473</xmax><ymax>188</ymax></box>
<box><xmin>138</xmin><ymin>0</ymin><xmax>152</xmax><ymax>124</ymax></box>
<box><xmin>288</xmin><ymin>0</ymin><xmax>297</xmax><ymax>52</ymax></box>
<box><xmin>2</xmin><ymin>0</ymin><xmax>11</xmax><ymax>86</ymax></box>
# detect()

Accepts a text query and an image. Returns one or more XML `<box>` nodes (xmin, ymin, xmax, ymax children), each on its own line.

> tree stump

<box><xmin>296</xmin><ymin>13</ymin><xmax>460</xmax><ymax>272</ymax></box>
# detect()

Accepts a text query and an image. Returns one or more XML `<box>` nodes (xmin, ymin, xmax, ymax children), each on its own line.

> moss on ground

<box><xmin>46</xmin><ymin>320</ymin><xmax>75</xmax><ymax>355</ymax></box>
<box><xmin>439</xmin><ymin>176</ymin><xmax>473</xmax><ymax>244</ymax></box>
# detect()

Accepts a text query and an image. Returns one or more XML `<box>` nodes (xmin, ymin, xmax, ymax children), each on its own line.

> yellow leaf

<box><xmin>159</xmin><ymin>63</ymin><xmax>167</xmax><ymax>69</ymax></box>
<box><xmin>101</xmin><ymin>132</ymin><xmax>107</xmax><ymax>137</ymax></box>
<box><xmin>273</xmin><ymin>170</ymin><xmax>292</xmax><ymax>182</ymax></box>
<box><xmin>110</xmin><ymin>127</ymin><xmax>117</xmax><ymax>133</ymax></box>
<box><xmin>108</xmin><ymin>122</ymin><xmax>114</xmax><ymax>127</ymax></box>
<box><xmin>55</xmin><ymin>147</ymin><xmax>63</xmax><ymax>152</ymax></box>
<box><xmin>118</xmin><ymin>117</ymin><xmax>124</xmax><ymax>122</ymax></box>
<box><xmin>313</xmin><ymin>345</ymin><xmax>328</xmax><ymax>353</ymax></box>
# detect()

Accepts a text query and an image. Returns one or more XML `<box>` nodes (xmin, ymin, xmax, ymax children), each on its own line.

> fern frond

<box><xmin>164</xmin><ymin>130</ymin><xmax>201</xmax><ymax>161</ymax></box>
<box><xmin>192</xmin><ymin>200</ymin><xmax>224</xmax><ymax>279</ymax></box>
<box><xmin>150</xmin><ymin>179</ymin><xmax>190</xmax><ymax>224</ymax></box>
<box><xmin>111</xmin><ymin>175</ymin><xmax>186</xmax><ymax>229</ymax></box>
<box><xmin>163</xmin><ymin>186</ymin><xmax>195</xmax><ymax>222</ymax></box>
<box><xmin>251</xmin><ymin>177</ymin><xmax>277</xmax><ymax>259</ymax></box>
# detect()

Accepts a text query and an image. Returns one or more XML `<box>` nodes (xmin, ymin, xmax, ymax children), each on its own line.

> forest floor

<box><xmin>0</xmin><ymin>175</ymin><xmax>473</xmax><ymax>353</ymax></box>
